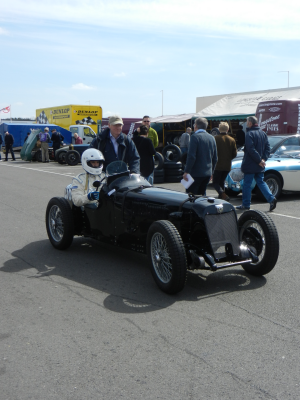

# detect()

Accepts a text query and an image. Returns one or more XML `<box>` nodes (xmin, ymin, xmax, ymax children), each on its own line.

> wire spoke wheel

<box><xmin>46</xmin><ymin>197</ymin><xmax>74</xmax><ymax>250</ymax></box>
<box><xmin>239</xmin><ymin>221</ymin><xmax>266</xmax><ymax>264</ymax></box>
<box><xmin>238</xmin><ymin>210</ymin><xmax>279</xmax><ymax>276</ymax></box>
<box><xmin>147</xmin><ymin>220</ymin><xmax>187</xmax><ymax>294</ymax></box>
<box><xmin>266</xmin><ymin>177</ymin><xmax>279</xmax><ymax>195</ymax></box>
<box><xmin>151</xmin><ymin>232</ymin><xmax>172</xmax><ymax>283</ymax></box>
<box><xmin>256</xmin><ymin>173</ymin><xmax>282</xmax><ymax>200</ymax></box>
<box><xmin>49</xmin><ymin>205</ymin><xmax>64</xmax><ymax>242</ymax></box>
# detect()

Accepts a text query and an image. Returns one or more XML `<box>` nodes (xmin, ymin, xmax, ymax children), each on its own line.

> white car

<box><xmin>225</xmin><ymin>141</ymin><xmax>300</xmax><ymax>199</ymax></box>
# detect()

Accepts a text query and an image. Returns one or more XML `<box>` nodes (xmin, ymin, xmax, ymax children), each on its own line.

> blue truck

<box><xmin>0</xmin><ymin>123</ymin><xmax>72</xmax><ymax>149</ymax></box>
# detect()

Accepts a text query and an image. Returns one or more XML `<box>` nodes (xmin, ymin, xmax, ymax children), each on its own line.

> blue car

<box><xmin>225</xmin><ymin>135</ymin><xmax>300</xmax><ymax>200</ymax></box>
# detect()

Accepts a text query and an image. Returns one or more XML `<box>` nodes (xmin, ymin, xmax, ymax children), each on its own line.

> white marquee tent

<box><xmin>196</xmin><ymin>87</ymin><xmax>300</xmax><ymax>120</ymax></box>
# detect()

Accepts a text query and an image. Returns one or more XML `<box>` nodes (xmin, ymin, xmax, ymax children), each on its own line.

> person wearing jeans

<box><xmin>236</xmin><ymin>116</ymin><xmax>277</xmax><ymax>212</ymax></box>
<box><xmin>242</xmin><ymin>173</ymin><xmax>275</xmax><ymax>209</ymax></box>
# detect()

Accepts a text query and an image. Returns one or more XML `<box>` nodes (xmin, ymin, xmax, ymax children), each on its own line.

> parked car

<box><xmin>225</xmin><ymin>143</ymin><xmax>300</xmax><ymax>199</ymax></box>
<box><xmin>46</xmin><ymin>161</ymin><xmax>279</xmax><ymax>294</ymax></box>
<box><xmin>233</xmin><ymin>135</ymin><xmax>298</xmax><ymax>161</ymax></box>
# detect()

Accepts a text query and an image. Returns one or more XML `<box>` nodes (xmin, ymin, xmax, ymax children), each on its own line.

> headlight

<box><xmin>229</xmin><ymin>168</ymin><xmax>244</xmax><ymax>182</ymax></box>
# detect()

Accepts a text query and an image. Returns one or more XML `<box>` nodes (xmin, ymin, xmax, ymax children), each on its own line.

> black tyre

<box><xmin>154</xmin><ymin>152</ymin><xmax>164</xmax><ymax>170</ymax></box>
<box><xmin>164</xmin><ymin>161</ymin><xmax>182</xmax><ymax>170</ymax></box>
<box><xmin>154</xmin><ymin>176</ymin><xmax>164</xmax><ymax>184</ymax></box>
<box><xmin>35</xmin><ymin>149</ymin><xmax>42</xmax><ymax>162</ymax></box>
<box><xmin>238</xmin><ymin>210</ymin><xmax>279</xmax><ymax>276</ymax></box>
<box><xmin>181</xmin><ymin>152</ymin><xmax>187</xmax><ymax>170</ymax></box>
<box><xmin>66</xmin><ymin>150</ymin><xmax>81</xmax><ymax>166</ymax></box>
<box><xmin>147</xmin><ymin>220</ymin><xmax>187</xmax><ymax>294</ymax></box>
<box><xmin>225</xmin><ymin>188</ymin><xmax>240</xmax><ymax>197</ymax></box>
<box><xmin>56</xmin><ymin>151</ymin><xmax>66</xmax><ymax>164</ymax></box>
<box><xmin>154</xmin><ymin>169</ymin><xmax>164</xmax><ymax>178</ymax></box>
<box><xmin>46</xmin><ymin>197</ymin><xmax>74</xmax><ymax>250</ymax></box>
<box><xmin>165</xmin><ymin>176</ymin><xmax>182</xmax><ymax>183</ymax></box>
<box><xmin>165</xmin><ymin>169</ymin><xmax>183</xmax><ymax>176</ymax></box>
<box><xmin>165</xmin><ymin>151</ymin><xmax>174</xmax><ymax>161</ymax></box>
<box><xmin>255</xmin><ymin>173</ymin><xmax>282</xmax><ymax>201</ymax></box>
<box><xmin>162</xmin><ymin>145</ymin><xmax>182</xmax><ymax>163</ymax></box>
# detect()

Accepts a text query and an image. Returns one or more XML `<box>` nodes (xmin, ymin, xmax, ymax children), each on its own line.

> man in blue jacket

<box><xmin>236</xmin><ymin>116</ymin><xmax>277</xmax><ymax>211</ymax></box>
<box><xmin>183</xmin><ymin>117</ymin><xmax>218</xmax><ymax>195</ymax></box>
<box><xmin>90</xmin><ymin>115</ymin><xmax>140</xmax><ymax>174</ymax></box>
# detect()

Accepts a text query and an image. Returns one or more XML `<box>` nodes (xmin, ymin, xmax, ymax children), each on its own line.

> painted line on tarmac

<box><xmin>271</xmin><ymin>213</ymin><xmax>300</xmax><ymax>220</ymax></box>
<box><xmin>2</xmin><ymin>163</ymin><xmax>300</xmax><ymax>219</ymax></box>
<box><xmin>0</xmin><ymin>163</ymin><xmax>74</xmax><ymax>177</ymax></box>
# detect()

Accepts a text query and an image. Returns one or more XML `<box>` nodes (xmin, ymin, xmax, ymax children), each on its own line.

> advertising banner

<box><xmin>36</xmin><ymin>105</ymin><xmax>102</xmax><ymax>133</ymax></box>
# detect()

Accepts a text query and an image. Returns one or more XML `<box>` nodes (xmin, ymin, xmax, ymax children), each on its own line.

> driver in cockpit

<box><xmin>71</xmin><ymin>149</ymin><xmax>105</xmax><ymax>208</ymax></box>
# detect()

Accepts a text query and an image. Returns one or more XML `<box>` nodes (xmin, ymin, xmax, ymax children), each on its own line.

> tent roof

<box><xmin>149</xmin><ymin>113</ymin><xmax>197</xmax><ymax>124</ymax></box>
<box><xmin>197</xmin><ymin>87</ymin><xmax>300</xmax><ymax>120</ymax></box>
<box><xmin>148</xmin><ymin>87</ymin><xmax>300</xmax><ymax>124</ymax></box>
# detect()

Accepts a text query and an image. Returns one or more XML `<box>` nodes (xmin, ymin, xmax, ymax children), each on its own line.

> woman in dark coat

<box><xmin>133</xmin><ymin>125</ymin><xmax>155</xmax><ymax>184</ymax></box>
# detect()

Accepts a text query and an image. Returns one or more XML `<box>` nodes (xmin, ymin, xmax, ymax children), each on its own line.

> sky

<box><xmin>1</xmin><ymin>0</ymin><xmax>300</xmax><ymax>119</ymax></box>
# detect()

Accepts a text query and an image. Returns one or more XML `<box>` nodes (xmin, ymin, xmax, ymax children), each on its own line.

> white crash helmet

<box><xmin>81</xmin><ymin>149</ymin><xmax>105</xmax><ymax>175</ymax></box>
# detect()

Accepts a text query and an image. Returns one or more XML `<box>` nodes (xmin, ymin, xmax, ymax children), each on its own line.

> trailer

<box><xmin>256</xmin><ymin>99</ymin><xmax>300</xmax><ymax>134</ymax></box>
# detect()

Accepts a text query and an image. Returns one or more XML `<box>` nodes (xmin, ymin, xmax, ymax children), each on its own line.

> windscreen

<box><xmin>269</xmin><ymin>136</ymin><xmax>285</xmax><ymax>149</ymax></box>
<box><xmin>106</xmin><ymin>161</ymin><xmax>129</xmax><ymax>177</ymax></box>
<box><xmin>107</xmin><ymin>174</ymin><xmax>151</xmax><ymax>191</ymax></box>
<box><xmin>273</xmin><ymin>145</ymin><xmax>300</xmax><ymax>158</ymax></box>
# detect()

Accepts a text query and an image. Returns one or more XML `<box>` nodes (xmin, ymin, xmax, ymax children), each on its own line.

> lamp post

<box><xmin>160</xmin><ymin>90</ymin><xmax>163</xmax><ymax>116</ymax></box>
<box><xmin>278</xmin><ymin>71</ymin><xmax>289</xmax><ymax>88</ymax></box>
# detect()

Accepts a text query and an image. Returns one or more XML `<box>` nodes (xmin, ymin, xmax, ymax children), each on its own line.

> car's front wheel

<box><xmin>66</xmin><ymin>150</ymin><xmax>81</xmax><ymax>166</ymax></box>
<box><xmin>147</xmin><ymin>220</ymin><xmax>187</xmax><ymax>294</ymax></box>
<box><xmin>238</xmin><ymin>210</ymin><xmax>279</xmax><ymax>276</ymax></box>
<box><xmin>46</xmin><ymin>197</ymin><xmax>74</xmax><ymax>250</ymax></box>
<box><xmin>256</xmin><ymin>173</ymin><xmax>282</xmax><ymax>200</ymax></box>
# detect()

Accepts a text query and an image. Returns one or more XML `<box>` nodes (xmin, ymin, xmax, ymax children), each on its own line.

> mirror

<box><xmin>93</xmin><ymin>181</ymin><xmax>101</xmax><ymax>189</ymax></box>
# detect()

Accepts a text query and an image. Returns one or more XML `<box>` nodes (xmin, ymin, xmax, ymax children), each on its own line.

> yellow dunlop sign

<box><xmin>36</xmin><ymin>104</ymin><xmax>102</xmax><ymax>134</ymax></box>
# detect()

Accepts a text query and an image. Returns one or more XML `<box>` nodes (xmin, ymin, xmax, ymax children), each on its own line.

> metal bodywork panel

<box><xmin>75</xmin><ymin>178</ymin><xmax>242</xmax><ymax>266</ymax></box>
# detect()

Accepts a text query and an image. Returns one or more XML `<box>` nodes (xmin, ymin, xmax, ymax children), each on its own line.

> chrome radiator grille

<box><xmin>205</xmin><ymin>211</ymin><xmax>240</xmax><ymax>259</ymax></box>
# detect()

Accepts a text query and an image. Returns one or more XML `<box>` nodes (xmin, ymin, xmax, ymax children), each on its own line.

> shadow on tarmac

<box><xmin>1</xmin><ymin>237</ymin><xmax>267</xmax><ymax>314</ymax></box>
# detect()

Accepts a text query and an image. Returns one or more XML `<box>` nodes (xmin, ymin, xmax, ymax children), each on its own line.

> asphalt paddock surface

<box><xmin>1</xmin><ymin>159</ymin><xmax>300</xmax><ymax>400</ymax></box>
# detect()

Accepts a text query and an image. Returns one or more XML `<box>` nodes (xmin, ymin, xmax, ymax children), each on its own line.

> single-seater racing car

<box><xmin>46</xmin><ymin>161</ymin><xmax>279</xmax><ymax>294</ymax></box>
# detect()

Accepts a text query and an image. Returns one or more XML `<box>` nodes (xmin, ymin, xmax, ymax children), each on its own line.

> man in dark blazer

<box><xmin>4</xmin><ymin>131</ymin><xmax>15</xmax><ymax>161</ymax></box>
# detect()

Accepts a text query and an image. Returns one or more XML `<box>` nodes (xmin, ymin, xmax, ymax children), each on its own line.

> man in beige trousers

<box><xmin>39</xmin><ymin>127</ymin><xmax>51</xmax><ymax>163</ymax></box>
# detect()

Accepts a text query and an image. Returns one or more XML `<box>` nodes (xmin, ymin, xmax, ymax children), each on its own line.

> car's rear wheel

<box><xmin>66</xmin><ymin>150</ymin><xmax>80</xmax><ymax>166</ymax></box>
<box><xmin>255</xmin><ymin>173</ymin><xmax>282</xmax><ymax>200</ymax></box>
<box><xmin>238</xmin><ymin>210</ymin><xmax>279</xmax><ymax>276</ymax></box>
<box><xmin>46</xmin><ymin>197</ymin><xmax>74</xmax><ymax>250</ymax></box>
<box><xmin>147</xmin><ymin>220</ymin><xmax>187</xmax><ymax>294</ymax></box>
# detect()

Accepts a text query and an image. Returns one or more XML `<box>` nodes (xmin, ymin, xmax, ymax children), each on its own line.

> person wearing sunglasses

<box><xmin>134</xmin><ymin>116</ymin><xmax>159</xmax><ymax>149</ymax></box>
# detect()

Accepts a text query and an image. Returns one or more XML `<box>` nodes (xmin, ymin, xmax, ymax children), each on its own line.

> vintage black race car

<box><xmin>45</xmin><ymin>161</ymin><xmax>279</xmax><ymax>294</ymax></box>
